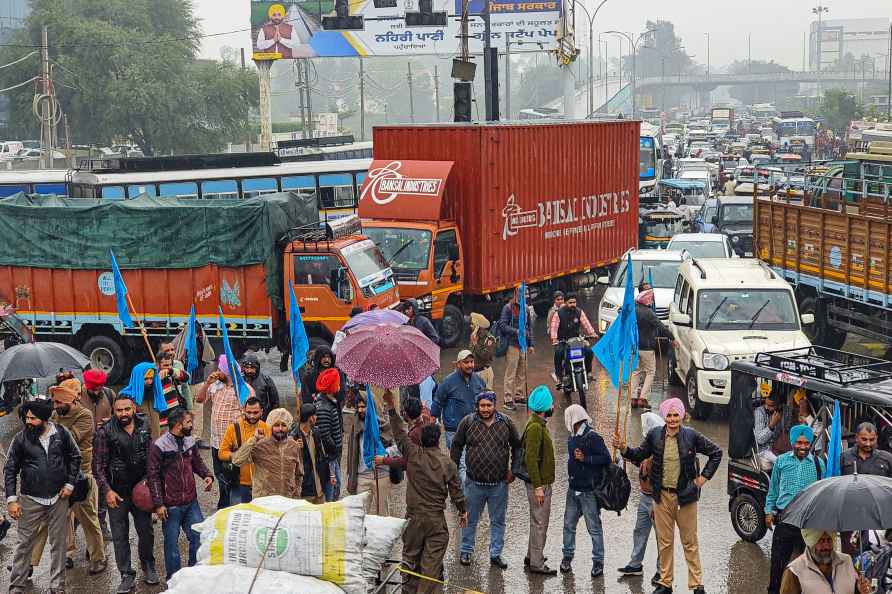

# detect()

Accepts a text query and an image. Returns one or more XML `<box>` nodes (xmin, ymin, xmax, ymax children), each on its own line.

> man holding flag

<box><xmin>500</xmin><ymin>285</ymin><xmax>534</xmax><ymax>410</ymax></box>
<box><xmin>345</xmin><ymin>390</ymin><xmax>392</xmax><ymax>515</ymax></box>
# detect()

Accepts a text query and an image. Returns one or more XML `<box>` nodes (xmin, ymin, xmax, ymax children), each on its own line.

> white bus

<box><xmin>640</xmin><ymin>123</ymin><xmax>663</xmax><ymax>199</ymax></box>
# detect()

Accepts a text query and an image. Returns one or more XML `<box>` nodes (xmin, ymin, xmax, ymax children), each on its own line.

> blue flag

<box><xmin>218</xmin><ymin>308</ymin><xmax>251</xmax><ymax>405</ymax></box>
<box><xmin>363</xmin><ymin>386</ymin><xmax>387</xmax><ymax>469</ymax></box>
<box><xmin>825</xmin><ymin>399</ymin><xmax>843</xmax><ymax>478</ymax></box>
<box><xmin>289</xmin><ymin>282</ymin><xmax>309</xmax><ymax>387</ymax></box>
<box><xmin>109</xmin><ymin>250</ymin><xmax>134</xmax><ymax>328</ymax></box>
<box><xmin>593</xmin><ymin>253</ymin><xmax>640</xmax><ymax>387</ymax></box>
<box><xmin>518</xmin><ymin>282</ymin><xmax>528</xmax><ymax>353</ymax></box>
<box><xmin>184</xmin><ymin>305</ymin><xmax>199</xmax><ymax>377</ymax></box>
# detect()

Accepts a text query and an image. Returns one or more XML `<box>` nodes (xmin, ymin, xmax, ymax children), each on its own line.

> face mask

<box><xmin>180</xmin><ymin>426</ymin><xmax>193</xmax><ymax>437</ymax></box>
<box><xmin>544</xmin><ymin>408</ymin><xmax>554</xmax><ymax>418</ymax></box>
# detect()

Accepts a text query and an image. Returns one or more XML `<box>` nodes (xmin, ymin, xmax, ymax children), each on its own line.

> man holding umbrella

<box><xmin>780</xmin><ymin>529</ymin><xmax>872</xmax><ymax>594</ymax></box>
<box><xmin>765</xmin><ymin>424</ymin><xmax>826</xmax><ymax>594</ymax></box>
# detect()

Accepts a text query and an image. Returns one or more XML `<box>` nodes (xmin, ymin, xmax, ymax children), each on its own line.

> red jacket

<box><xmin>146</xmin><ymin>432</ymin><xmax>212</xmax><ymax>508</ymax></box>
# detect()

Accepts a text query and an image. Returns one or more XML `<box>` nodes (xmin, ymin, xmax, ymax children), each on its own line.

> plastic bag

<box><xmin>165</xmin><ymin>564</ymin><xmax>346</xmax><ymax>594</ymax></box>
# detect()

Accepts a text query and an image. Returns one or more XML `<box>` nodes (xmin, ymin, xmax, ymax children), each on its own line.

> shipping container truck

<box><xmin>755</xmin><ymin>142</ymin><xmax>892</xmax><ymax>349</ymax></box>
<box><xmin>360</xmin><ymin>121</ymin><xmax>640</xmax><ymax>347</ymax></box>
<box><xmin>0</xmin><ymin>193</ymin><xmax>399</xmax><ymax>383</ymax></box>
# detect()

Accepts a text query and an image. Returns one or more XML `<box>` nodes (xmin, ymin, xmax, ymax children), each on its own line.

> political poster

<box><xmin>250</xmin><ymin>0</ymin><xmax>560</xmax><ymax>58</ymax></box>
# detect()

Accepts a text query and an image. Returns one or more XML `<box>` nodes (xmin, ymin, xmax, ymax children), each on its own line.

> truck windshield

<box><xmin>614</xmin><ymin>260</ymin><xmax>681</xmax><ymax>288</ymax></box>
<box><xmin>641</xmin><ymin>217</ymin><xmax>685</xmax><ymax>237</ymax></box>
<box><xmin>640</xmin><ymin>137</ymin><xmax>656</xmax><ymax>181</ymax></box>
<box><xmin>719</xmin><ymin>204</ymin><xmax>753</xmax><ymax>224</ymax></box>
<box><xmin>364</xmin><ymin>228</ymin><xmax>432</xmax><ymax>271</ymax></box>
<box><xmin>341</xmin><ymin>239</ymin><xmax>392</xmax><ymax>288</ymax></box>
<box><xmin>697</xmin><ymin>289</ymin><xmax>798</xmax><ymax>330</ymax></box>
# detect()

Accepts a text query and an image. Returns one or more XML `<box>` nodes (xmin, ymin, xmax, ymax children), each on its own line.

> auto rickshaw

<box><xmin>727</xmin><ymin>346</ymin><xmax>892</xmax><ymax>543</ymax></box>
<box><xmin>638</xmin><ymin>208</ymin><xmax>689</xmax><ymax>248</ymax></box>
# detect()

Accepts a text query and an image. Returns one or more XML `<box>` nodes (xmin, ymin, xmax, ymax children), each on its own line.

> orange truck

<box><xmin>0</xmin><ymin>192</ymin><xmax>399</xmax><ymax>383</ymax></box>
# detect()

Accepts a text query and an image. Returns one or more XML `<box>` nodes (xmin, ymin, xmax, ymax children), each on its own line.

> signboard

<box><xmin>250</xmin><ymin>0</ymin><xmax>559</xmax><ymax>58</ymax></box>
<box><xmin>358</xmin><ymin>160</ymin><xmax>454</xmax><ymax>220</ymax></box>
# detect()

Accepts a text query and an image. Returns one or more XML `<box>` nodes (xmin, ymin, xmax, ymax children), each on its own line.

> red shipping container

<box><xmin>369</xmin><ymin>121</ymin><xmax>640</xmax><ymax>294</ymax></box>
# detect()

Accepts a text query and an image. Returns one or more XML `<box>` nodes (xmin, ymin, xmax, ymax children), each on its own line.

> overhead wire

<box><xmin>0</xmin><ymin>76</ymin><xmax>38</xmax><ymax>94</ymax></box>
<box><xmin>0</xmin><ymin>51</ymin><xmax>37</xmax><ymax>69</ymax></box>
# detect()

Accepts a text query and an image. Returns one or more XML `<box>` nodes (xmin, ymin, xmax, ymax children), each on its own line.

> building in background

<box><xmin>809</xmin><ymin>17</ymin><xmax>891</xmax><ymax>72</ymax></box>
<box><xmin>0</xmin><ymin>0</ymin><xmax>30</xmax><ymax>134</ymax></box>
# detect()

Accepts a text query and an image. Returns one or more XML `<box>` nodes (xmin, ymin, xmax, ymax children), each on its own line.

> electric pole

<box><xmin>359</xmin><ymin>58</ymin><xmax>366</xmax><ymax>139</ymax></box>
<box><xmin>304</xmin><ymin>60</ymin><xmax>314</xmax><ymax>138</ymax></box>
<box><xmin>505</xmin><ymin>37</ymin><xmax>511</xmax><ymax>119</ymax></box>
<box><xmin>482</xmin><ymin>0</ymin><xmax>499</xmax><ymax>120</ymax></box>
<box><xmin>39</xmin><ymin>26</ymin><xmax>55</xmax><ymax>169</ymax></box>
<box><xmin>241</xmin><ymin>48</ymin><xmax>252</xmax><ymax>151</ymax></box>
<box><xmin>408</xmin><ymin>62</ymin><xmax>415</xmax><ymax>123</ymax></box>
<box><xmin>433</xmin><ymin>65</ymin><xmax>440</xmax><ymax>122</ymax></box>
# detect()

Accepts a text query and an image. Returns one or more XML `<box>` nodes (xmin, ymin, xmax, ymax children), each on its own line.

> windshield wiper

<box><xmin>748</xmin><ymin>300</ymin><xmax>772</xmax><ymax>329</ymax></box>
<box><xmin>386</xmin><ymin>239</ymin><xmax>415</xmax><ymax>266</ymax></box>
<box><xmin>704</xmin><ymin>296</ymin><xmax>728</xmax><ymax>329</ymax></box>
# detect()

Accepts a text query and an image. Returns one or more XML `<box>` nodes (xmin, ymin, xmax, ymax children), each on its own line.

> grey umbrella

<box><xmin>781</xmin><ymin>473</ymin><xmax>892</xmax><ymax>531</ymax></box>
<box><xmin>0</xmin><ymin>342</ymin><xmax>90</xmax><ymax>382</ymax></box>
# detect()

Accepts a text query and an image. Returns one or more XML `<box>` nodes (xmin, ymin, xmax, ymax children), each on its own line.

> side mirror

<box><xmin>597</xmin><ymin>276</ymin><xmax>609</xmax><ymax>285</ymax></box>
<box><xmin>800</xmin><ymin>313</ymin><xmax>815</xmax><ymax>325</ymax></box>
<box><xmin>670</xmin><ymin>311</ymin><xmax>692</xmax><ymax>327</ymax></box>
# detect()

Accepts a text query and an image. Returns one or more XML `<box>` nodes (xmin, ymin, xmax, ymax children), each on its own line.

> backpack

<box><xmin>490</xmin><ymin>320</ymin><xmax>509</xmax><ymax>358</ymax></box>
<box><xmin>471</xmin><ymin>330</ymin><xmax>498</xmax><ymax>364</ymax></box>
<box><xmin>513</xmin><ymin>425</ymin><xmax>544</xmax><ymax>483</ymax></box>
<box><xmin>594</xmin><ymin>461</ymin><xmax>632</xmax><ymax>515</ymax></box>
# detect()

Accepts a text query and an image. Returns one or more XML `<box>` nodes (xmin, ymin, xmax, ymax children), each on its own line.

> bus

<box><xmin>0</xmin><ymin>169</ymin><xmax>68</xmax><ymax>197</ymax></box>
<box><xmin>640</xmin><ymin>123</ymin><xmax>662</xmax><ymax>199</ymax></box>
<box><xmin>274</xmin><ymin>137</ymin><xmax>373</xmax><ymax>161</ymax></box>
<box><xmin>772</xmin><ymin>116</ymin><xmax>817</xmax><ymax>149</ymax></box>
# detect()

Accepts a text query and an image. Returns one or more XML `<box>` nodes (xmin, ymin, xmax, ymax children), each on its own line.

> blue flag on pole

<box><xmin>184</xmin><ymin>305</ymin><xmax>199</xmax><ymax>377</ymax></box>
<box><xmin>593</xmin><ymin>253</ymin><xmax>640</xmax><ymax>387</ymax></box>
<box><xmin>109</xmin><ymin>250</ymin><xmax>134</xmax><ymax>328</ymax></box>
<box><xmin>648</xmin><ymin>268</ymin><xmax>657</xmax><ymax>312</ymax></box>
<box><xmin>289</xmin><ymin>282</ymin><xmax>309</xmax><ymax>387</ymax></box>
<box><xmin>825</xmin><ymin>399</ymin><xmax>843</xmax><ymax>478</ymax></box>
<box><xmin>363</xmin><ymin>386</ymin><xmax>387</xmax><ymax>469</ymax></box>
<box><xmin>518</xmin><ymin>282</ymin><xmax>528</xmax><ymax>353</ymax></box>
<box><xmin>217</xmin><ymin>308</ymin><xmax>251</xmax><ymax>405</ymax></box>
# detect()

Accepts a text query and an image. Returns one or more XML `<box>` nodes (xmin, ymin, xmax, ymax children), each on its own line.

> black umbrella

<box><xmin>781</xmin><ymin>473</ymin><xmax>892</xmax><ymax>531</ymax></box>
<box><xmin>0</xmin><ymin>342</ymin><xmax>90</xmax><ymax>383</ymax></box>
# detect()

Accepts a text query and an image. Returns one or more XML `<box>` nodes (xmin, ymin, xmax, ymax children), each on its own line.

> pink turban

<box><xmin>659</xmin><ymin>397</ymin><xmax>686</xmax><ymax>420</ymax></box>
<box><xmin>636</xmin><ymin>289</ymin><xmax>655</xmax><ymax>306</ymax></box>
<box><xmin>218</xmin><ymin>354</ymin><xmax>239</xmax><ymax>378</ymax></box>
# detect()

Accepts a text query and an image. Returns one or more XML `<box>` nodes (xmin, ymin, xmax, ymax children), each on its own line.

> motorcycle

<box><xmin>559</xmin><ymin>336</ymin><xmax>593</xmax><ymax>410</ymax></box>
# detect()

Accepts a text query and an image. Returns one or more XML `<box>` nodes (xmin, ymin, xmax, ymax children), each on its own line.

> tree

<box><xmin>819</xmin><ymin>88</ymin><xmax>862</xmax><ymax>134</ymax></box>
<box><xmin>0</xmin><ymin>0</ymin><xmax>258</xmax><ymax>155</ymax></box>
<box><xmin>727</xmin><ymin>59</ymin><xmax>799</xmax><ymax>106</ymax></box>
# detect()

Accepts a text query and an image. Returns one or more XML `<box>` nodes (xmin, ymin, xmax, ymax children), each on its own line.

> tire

<box><xmin>685</xmin><ymin>369</ymin><xmax>713</xmax><ymax>421</ymax></box>
<box><xmin>667</xmin><ymin>352</ymin><xmax>682</xmax><ymax>386</ymax></box>
<box><xmin>438</xmin><ymin>304</ymin><xmax>465</xmax><ymax>348</ymax></box>
<box><xmin>575</xmin><ymin>372</ymin><xmax>588</xmax><ymax>410</ymax></box>
<box><xmin>81</xmin><ymin>335</ymin><xmax>128</xmax><ymax>385</ymax></box>
<box><xmin>798</xmin><ymin>296</ymin><xmax>846</xmax><ymax>349</ymax></box>
<box><xmin>731</xmin><ymin>493</ymin><xmax>768</xmax><ymax>543</ymax></box>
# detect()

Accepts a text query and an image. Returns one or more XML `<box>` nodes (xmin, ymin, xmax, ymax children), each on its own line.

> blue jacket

<box><xmin>431</xmin><ymin>370</ymin><xmax>486</xmax><ymax>432</ymax></box>
<box><xmin>498</xmin><ymin>302</ymin><xmax>534</xmax><ymax>349</ymax></box>
<box><xmin>567</xmin><ymin>423</ymin><xmax>612</xmax><ymax>492</ymax></box>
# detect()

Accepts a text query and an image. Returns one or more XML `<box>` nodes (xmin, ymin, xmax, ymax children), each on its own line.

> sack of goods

<box><xmin>193</xmin><ymin>493</ymin><xmax>406</xmax><ymax>594</ymax></box>
<box><xmin>165</xmin><ymin>564</ymin><xmax>346</xmax><ymax>594</ymax></box>
<box><xmin>362</xmin><ymin>515</ymin><xmax>407</xmax><ymax>587</ymax></box>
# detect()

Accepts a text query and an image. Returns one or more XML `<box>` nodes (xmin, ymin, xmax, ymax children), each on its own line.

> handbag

<box><xmin>131</xmin><ymin>478</ymin><xmax>155</xmax><ymax>513</ymax></box>
<box><xmin>68</xmin><ymin>472</ymin><xmax>91</xmax><ymax>506</ymax></box>
<box><xmin>221</xmin><ymin>422</ymin><xmax>243</xmax><ymax>484</ymax></box>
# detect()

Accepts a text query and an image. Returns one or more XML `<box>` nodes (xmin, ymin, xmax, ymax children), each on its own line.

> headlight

<box><xmin>731</xmin><ymin>235</ymin><xmax>740</xmax><ymax>243</ymax></box>
<box><xmin>702</xmin><ymin>352</ymin><xmax>730</xmax><ymax>371</ymax></box>
<box><xmin>600</xmin><ymin>301</ymin><xmax>618</xmax><ymax>311</ymax></box>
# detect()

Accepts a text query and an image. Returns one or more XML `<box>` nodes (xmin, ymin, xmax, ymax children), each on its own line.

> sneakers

<box><xmin>692</xmin><ymin>587</ymin><xmax>706</xmax><ymax>594</ymax></box>
<box><xmin>652</xmin><ymin>571</ymin><xmax>661</xmax><ymax>586</ymax></box>
<box><xmin>559</xmin><ymin>557</ymin><xmax>572</xmax><ymax>574</ymax></box>
<box><xmin>142</xmin><ymin>562</ymin><xmax>160</xmax><ymax>585</ymax></box>
<box><xmin>528</xmin><ymin>564</ymin><xmax>558</xmax><ymax>576</ymax></box>
<box><xmin>651</xmin><ymin>586</ymin><xmax>672</xmax><ymax>594</ymax></box>
<box><xmin>617</xmin><ymin>564</ymin><xmax>644</xmax><ymax>576</ymax></box>
<box><xmin>591</xmin><ymin>563</ymin><xmax>603</xmax><ymax>578</ymax></box>
<box><xmin>116</xmin><ymin>573</ymin><xmax>136</xmax><ymax>593</ymax></box>
<box><xmin>489</xmin><ymin>556</ymin><xmax>508</xmax><ymax>569</ymax></box>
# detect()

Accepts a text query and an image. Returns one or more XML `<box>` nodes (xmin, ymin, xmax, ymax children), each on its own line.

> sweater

<box><xmin>522</xmin><ymin>414</ymin><xmax>555</xmax><ymax>488</ymax></box>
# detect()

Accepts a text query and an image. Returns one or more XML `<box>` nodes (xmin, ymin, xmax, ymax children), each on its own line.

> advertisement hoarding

<box><xmin>250</xmin><ymin>0</ymin><xmax>559</xmax><ymax>58</ymax></box>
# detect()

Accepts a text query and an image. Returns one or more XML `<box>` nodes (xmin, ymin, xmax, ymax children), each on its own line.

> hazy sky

<box><xmin>195</xmin><ymin>0</ymin><xmax>890</xmax><ymax>69</ymax></box>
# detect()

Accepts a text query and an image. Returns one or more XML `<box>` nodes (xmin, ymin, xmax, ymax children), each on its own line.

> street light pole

<box><xmin>575</xmin><ymin>0</ymin><xmax>608</xmax><ymax>118</ymax></box>
<box><xmin>705</xmin><ymin>32</ymin><xmax>710</xmax><ymax>79</ymax></box>
<box><xmin>887</xmin><ymin>22</ymin><xmax>891</xmax><ymax>120</ymax></box>
<box><xmin>605</xmin><ymin>28</ymin><xmax>654</xmax><ymax>119</ymax></box>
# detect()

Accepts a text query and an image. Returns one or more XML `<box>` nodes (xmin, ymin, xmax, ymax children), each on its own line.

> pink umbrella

<box><xmin>342</xmin><ymin>308</ymin><xmax>408</xmax><ymax>331</ymax></box>
<box><xmin>336</xmin><ymin>324</ymin><xmax>440</xmax><ymax>388</ymax></box>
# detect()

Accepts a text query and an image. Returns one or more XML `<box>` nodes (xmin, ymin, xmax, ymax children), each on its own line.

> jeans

<box><xmin>444</xmin><ymin>431</ymin><xmax>466</xmax><ymax>483</ymax></box>
<box><xmin>324</xmin><ymin>459</ymin><xmax>341</xmax><ymax>502</ymax></box>
<box><xmin>108</xmin><ymin>496</ymin><xmax>154</xmax><ymax>577</ymax></box>
<box><xmin>211</xmin><ymin>447</ymin><xmax>233</xmax><ymax>509</ymax></box>
<box><xmin>162</xmin><ymin>500</ymin><xmax>203</xmax><ymax>579</ymax></box>
<box><xmin>562</xmin><ymin>489</ymin><xmax>604</xmax><ymax>564</ymax></box>
<box><xmin>768</xmin><ymin>521</ymin><xmax>804</xmax><ymax>594</ymax></box>
<box><xmin>628</xmin><ymin>493</ymin><xmax>654</xmax><ymax>567</ymax></box>
<box><xmin>460</xmin><ymin>481</ymin><xmax>508</xmax><ymax>557</ymax></box>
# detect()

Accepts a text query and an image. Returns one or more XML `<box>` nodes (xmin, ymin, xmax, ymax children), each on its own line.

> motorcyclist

<box><xmin>401</xmin><ymin>299</ymin><xmax>441</xmax><ymax>346</ymax></box>
<box><xmin>549</xmin><ymin>293</ymin><xmax>595</xmax><ymax>387</ymax></box>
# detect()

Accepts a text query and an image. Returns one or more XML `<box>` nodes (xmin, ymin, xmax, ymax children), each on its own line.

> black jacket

<box><xmin>93</xmin><ymin>414</ymin><xmax>152</xmax><ymax>497</ymax></box>
<box><xmin>4</xmin><ymin>423</ymin><xmax>81</xmax><ymax>500</ymax></box>
<box><xmin>636</xmin><ymin>303</ymin><xmax>673</xmax><ymax>351</ymax></box>
<box><xmin>314</xmin><ymin>395</ymin><xmax>344</xmax><ymax>459</ymax></box>
<box><xmin>241</xmin><ymin>353</ymin><xmax>280</xmax><ymax>420</ymax></box>
<box><xmin>622</xmin><ymin>425</ymin><xmax>722</xmax><ymax>505</ymax></box>
<box><xmin>290</xmin><ymin>425</ymin><xmax>332</xmax><ymax>498</ymax></box>
<box><xmin>405</xmin><ymin>299</ymin><xmax>440</xmax><ymax>345</ymax></box>
<box><xmin>300</xmin><ymin>346</ymin><xmax>346</xmax><ymax>406</ymax></box>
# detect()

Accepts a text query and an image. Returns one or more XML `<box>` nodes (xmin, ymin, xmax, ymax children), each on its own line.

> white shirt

<box><xmin>7</xmin><ymin>423</ymin><xmax>74</xmax><ymax>506</ymax></box>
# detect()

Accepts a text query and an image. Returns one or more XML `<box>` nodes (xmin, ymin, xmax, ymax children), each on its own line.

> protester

<box><xmin>549</xmin><ymin>292</ymin><xmax>595</xmax><ymax>386</ymax></box>
<box><xmin>160</xmin><ymin>341</ymin><xmax>193</xmax><ymax>410</ymax></box>
<box><xmin>291</xmin><ymin>403</ymin><xmax>332</xmax><ymax>504</ymax></box>
<box><xmin>450</xmin><ymin>391</ymin><xmax>521</xmax><ymax>569</ymax></box>
<box><xmin>30</xmin><ymin>379</ymin><xmax>106</xmax><ymax>575</ymax></box>
<box><xmin>618</xmin><ymin>411</ymin><xmax>665</xmax><ymax>585</ymax></box>
<box><xmin>119</xmin><ymin>362</ymin><xmax>164</xmax><ymax>440</ymax></box>
<box><xmin>545</xmin><ymin>291</ymin><xmax>565</xmax><ymax>331</ymax></box>
<box><xmin>764</xmin><ymin>424</ymin><xmax>826</xmax><ymax>594</ymax></box>
<box><xmin>632</xmin><ymin>285</ymin><xmax>673</xmax><ymax>410</ymax></box>
<box><xmin>779</xmin><ymin>530</ymin><xmax>872</xmax><ymax>594</ymax></box>
<box><xmin>840</xmin><ymin>421</ymin><xmax>892</xmax><ymax>555</ymax></box>
<box><xmin>195</xmin><ymin>355</ymin><xmax>251</xmax><ymax>509</ymax></box>
<box><xmin>432</xmin><ymin>350</ymin><xmax>485</xmax><ymax>482</ymax></box>
<box><xmin>753</xmin><ymin>394</ymin><xmax>783</xmax><ymax>470</ymax></box>
<box><xmin>146</xmin><ymin>407</ymin><xmax>213</xmax><ymax>580</ymax></box>
<box><xmin>300</xmin><ymin>345</ymin><xmax>345</xmax><ymax>406</ymax></box>
<box><xmin>402</xmin><ymin>298</ymin><xmax>441</xmax><ymax>345</ymax></box>
<box><xmin>560</xmin><ymin>404</ymin><xmax>612</xmax><ymax>577</ymax></box>
<box><xmin>613</xmin><ymin>397</ymin><xmax>723</xmax><ymax>594</ymax></box>
<box><xmin>81</xmin><ymin>368</ymin><xmax>115</xmax><ymax>428</ymax></box>
<box><xmin>232</xmin><ymin>408</ymin><xmax>304</xmax><ymax>498</ymax></box>
<box><xmin>523</xmin><ymin>385</ymin><xmax>557</xmax><ymax>575</ymax></box>
<box><xmin>239</xmin><ymin>351</ymin><xmax>280</xmax><ymax>420</ymax></box>
<box><xmin>156</xmin><ymin>348</ymin><xmax>188</xmax><ymax>431</ymax></box>
<box><xmin>468</xmin><ymin>312</ymin><xmax>498</xmax><ymax>390</ymax></box>
<box><xmin>4</xmin><ymin>398</ymin><xmax>81</xmax><ymax>594</ymax></box>
<box><xmin>723</xmin><ymin>175</ymin><xmax>736</xmax><ymax>196</ymax></box>
<box><xmin>345</xmin><ymin>392</ymin><xmax>392</xmax><ymax>515</ymax></box>
<box><xmin>93</xmin><ymin>394</ymin><xmax>159</xmax><ymax>592</ymax></box>
<box><xmin>376</xmin><ymin>397</ymin><xmax>433</xmax><ymax>469</ymax></box>
<box><xmin>500</xmin><ymin>287</ymin><xmax>534</xmax><ymax>410</ymax></box>
<box><xmin>218</xmin><ymin>396</ymin><xmax>268</xmax><ymax>505</ymax></box>
<box><xmin>314</xmin><ymin>368</ymin><xmax>345</xmax><ymax>501</ymax></box>
<box><xmin>382</xmin><ymin>389</ymin><xmax>467</xmax><ymax>594</ymax></box>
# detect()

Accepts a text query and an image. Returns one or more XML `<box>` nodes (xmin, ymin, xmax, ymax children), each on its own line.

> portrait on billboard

<box><xmin>251</xmin><ymin>1</ymin><xmax>322</xmax><ymax>59</ymax></box>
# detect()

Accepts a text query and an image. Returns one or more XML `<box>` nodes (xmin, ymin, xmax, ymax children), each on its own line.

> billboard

<box><xmin>250</xmin><ymin>0</ymin><xmax>560</xmax><ymax>58</ymax></box>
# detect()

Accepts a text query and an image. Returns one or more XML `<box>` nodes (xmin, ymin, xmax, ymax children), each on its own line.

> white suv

<box><xmin>668</xmin><ymin>259</ymin><xmax>813</xmax><ymax>419</ymax></box>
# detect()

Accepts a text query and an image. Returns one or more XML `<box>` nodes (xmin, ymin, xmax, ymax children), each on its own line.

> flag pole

<box><xmin>125</xmin><ymin>292</ymin><xmax>156</xmax><ymax>364</ymax></box>
<box><xmin>613</xmin><ymin>359</ymin><xmax>625</xmax><ymax>460</ymax></box>
<box><xmin>622</xmin><ymin>353</ymin><xmax>633</xmax><ymax>441</ymax></box>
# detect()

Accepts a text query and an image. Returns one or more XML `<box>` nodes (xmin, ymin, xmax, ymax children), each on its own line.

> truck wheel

<box><xmin>667</xmin><ymin>352</ymin><xmax>682</xmax><ymax>386</ymax></box>
<box><xmin>438</xmin><ymin>304</ymin><xmax>465</xmax><ymax>348</ymax></box>
<box><xmin>731</xmin><ymin>493</ymin><xmax>768</xmax><ymax>543</ymax></box>
<box><xmin>685</xmin><ymin>369</ymin><xmax>712</xmax><ymax>421</ymax></box>
<box><xmin>799</xmin><ymin>296</ymin><xmax>846</xmax><ymax>349</ymax></box>
<box><xmin>81</xmin><ymin>335</ymin><xmax>127</xmax><ymax>385</ymax></box>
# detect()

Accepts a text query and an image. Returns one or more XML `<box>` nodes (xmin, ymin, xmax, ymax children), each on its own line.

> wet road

<box><xmin>0</xmin><ymin>289</ymin><xmax>874</xmax><ymax>594</ymax></box>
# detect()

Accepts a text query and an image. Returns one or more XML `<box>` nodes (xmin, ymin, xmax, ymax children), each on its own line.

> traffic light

<box><xmin>454</xmin><ymin>82</ymin><xmax>472</xmax><ymax>122</ymax></box>
<box><xmin>405</xmin><ymin>0</ymin><xmax>447</xmax><ymax>26</ymax></box>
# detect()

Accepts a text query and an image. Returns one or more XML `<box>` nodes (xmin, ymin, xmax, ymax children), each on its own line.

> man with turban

<box><xmin>81</xmin><ymin>369</ymin><xmax>115</xmax><ymax>429</ymax></box>
<box><xmin>314</xmin><ymin>367</ymin><xmax>345</xmax><ymax>501</ymax></box>
<box><xmin>522</xmin><ymin>385</ymin><xmax>557</xmax><ymax>575</ymax></box>
<box><xmin>232</xmin><ymin>407</ymin><xmax>304</xmax><ymax>499</ymax></box>
<box><xmin>765</xmin><ymin>424</ymin><xmax>826</xmax><ymax>594</ymax></box>
<box><xmin>450</xmin><ymin>391</ymin><xmax>521</xmax><ymax>569</ymax></box>
<box><xmin>780</xmin><ymin>529</ymin><xmax>871</xmax><ymax>594</ymax></box>
<box><xmin>4</xmin><ymin>398</ymin><xmax>81</xmax><ymax>594</ymax></box>
<box><xmin>632</xmin><ymin>282</ymin><xmax>674</xmax><ymax>410</ymax></box>
<box><xmin>613</xmin><ymin>397</ymin><xmax>722</xmax><ymax>594</ymax></box>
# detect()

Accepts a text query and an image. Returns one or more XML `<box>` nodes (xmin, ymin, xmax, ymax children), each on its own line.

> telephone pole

<box><xmin>359</xmin><ymin>58</ymin><xmax>366</xmax><ymax>139</ymax></box>
<box><xmin>407</xmin><ymin>62</ymin><xmax>415</xmax><ymax>123</ymax></box>
<box><xmin>39</xmin><ymin>26</ymin><xmax>55</xmax><ymax>169</ymax></box>
<box><xmin>433</xmin><ymin>65</ymin><xmax>441</xmax><ymax>122</ymax></box>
